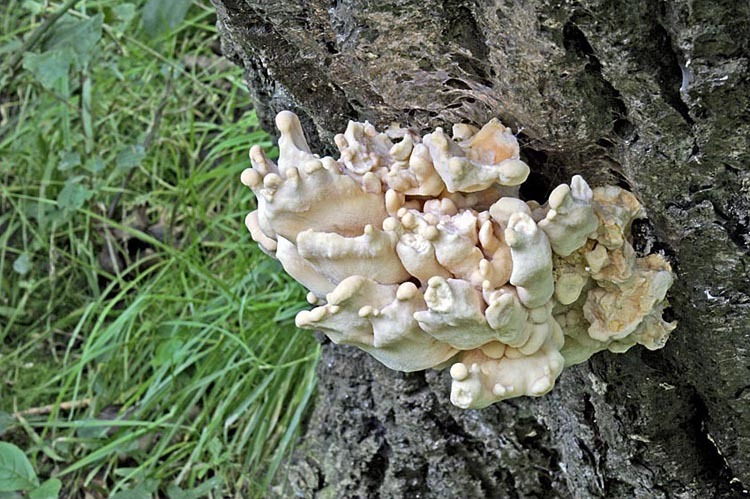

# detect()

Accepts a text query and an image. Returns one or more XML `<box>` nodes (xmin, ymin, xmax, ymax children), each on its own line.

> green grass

<box><xmin>0</xmin><ymin>1</ymin><xmax>319</xmax><ymax>496</ymax></box>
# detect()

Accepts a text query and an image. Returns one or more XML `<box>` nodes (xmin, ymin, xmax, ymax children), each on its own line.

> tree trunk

<box><xmin>212</xmin><ymin>1</ymin><xmax>750</xmax><ymax>496</ymax></box>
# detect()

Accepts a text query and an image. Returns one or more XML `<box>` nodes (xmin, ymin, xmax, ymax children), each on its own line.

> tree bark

<box><xmin>212</xmin><ymin>1</ymin><xmax>750</xmax><ymax>497</ymax></box>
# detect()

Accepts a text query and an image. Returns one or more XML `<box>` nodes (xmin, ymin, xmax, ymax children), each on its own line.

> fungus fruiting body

<box><xmin>241</xmin><ymin>111</ymin><xmax>676</xmax><ymax>409</ymax></box>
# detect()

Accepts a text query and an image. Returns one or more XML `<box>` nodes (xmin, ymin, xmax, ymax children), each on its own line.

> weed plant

<box><xmin>0</xmin><ymin>1</ymin><xmax>318</xmax><ymax>496</ymax></box>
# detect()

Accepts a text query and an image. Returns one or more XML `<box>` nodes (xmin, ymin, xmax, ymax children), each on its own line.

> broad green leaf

<box><xmin>84</xmin><ymin>156</ymin><xmax>105</xmax><ymax>173</ymax></box>
<box><xmin>0</xmin><ymin>40</ymin><xmax>22</xmax><ymax>55</ymax></box>
<box><xmin>12</xmin><ymin>253</ymin><xmax>31</xmax><ymax>275</ymax></box>
<box><xmin>22</xmin><ymin>49</ymin><xmax>73</xmax><ymax>91</ymax></box>
<box><xmin>116</xmin><ymin>144</ymin><xmax>146</xmax><ymax>169</ymax></box>
<box><xmin>113</xmin><ymin>3</ymin><xmax>137</xmax><ymax>25</ymax></box>
<box><xmin>165</xmin><ymin>486</ymin><xmax>190</xmax><ymax>499</ymax></box>
<box><xmin>43</xmin><ymin>14</ymin><xmax>103</xmax><ymax>69</ymax></box>
<box><xmin>58</xmin><ymin>151</ymin><xmax>81</xmax><ymax>171</ymax></box>
<box><xmin>0</xmin><ymin>442</ymin><xmax>39</xmax><ymax>492</ymax></box>
<box><xmin>29</xmin><ymin>479</ymin><xmax>61</xmax><ymax>499</ymax></box>
<box><xmin>0</xmin><ymin>412</ymin><xmax>14</xmax><ymax>436</ymax></box>
<box><xmin>141</xmin><ymin>0</ymin><xmax>192</xmax><ymax>38</ymax></box>
<box><xmin>21</xmin><ymin>1</ymin><xmax>43</xmax><ymax>14</ymax></box>
<box><xmin>109</xmin><ymin>487</ymin><xmax>150</xmax><ymax>499</ymax></box>
<box><xmin>57</xmin><ymin>176</ymin><xmax>93</xmax><ymax>211</ymax></box>
<box><xmin>151</xmin><ymin>338</ymin><xmax>185</xmax><ymax>367</ymax></box>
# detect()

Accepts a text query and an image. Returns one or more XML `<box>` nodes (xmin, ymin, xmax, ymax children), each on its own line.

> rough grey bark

<box><xmin>212</xmin><ymin>1</ymin><xmax>750</xmax><ymax>497</ymax></box>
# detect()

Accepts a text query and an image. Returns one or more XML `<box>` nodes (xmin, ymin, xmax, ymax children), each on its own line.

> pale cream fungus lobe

<box><xmin>241</xmin><ymin>111</ymin><xmax>676</xmax><ymax>409</ymax></box>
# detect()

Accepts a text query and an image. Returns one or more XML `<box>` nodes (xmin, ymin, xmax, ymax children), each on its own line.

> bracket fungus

<box><xmin>240</xmin><ymin>111</ymin><xmax>676</xmax><ymax>409</ymax></box>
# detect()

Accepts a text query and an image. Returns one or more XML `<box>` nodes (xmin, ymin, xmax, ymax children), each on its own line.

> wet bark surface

<box><xmin>212</xmin><ymin>0</ymin><xmax>750</xmax><ymax>496</ymax></box>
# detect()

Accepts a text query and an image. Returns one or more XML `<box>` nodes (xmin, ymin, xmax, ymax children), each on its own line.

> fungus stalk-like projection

<box><xmin>241</xmin><ymin>111</ymin><xmax>676</xmax><ymax>409</ymax></box>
